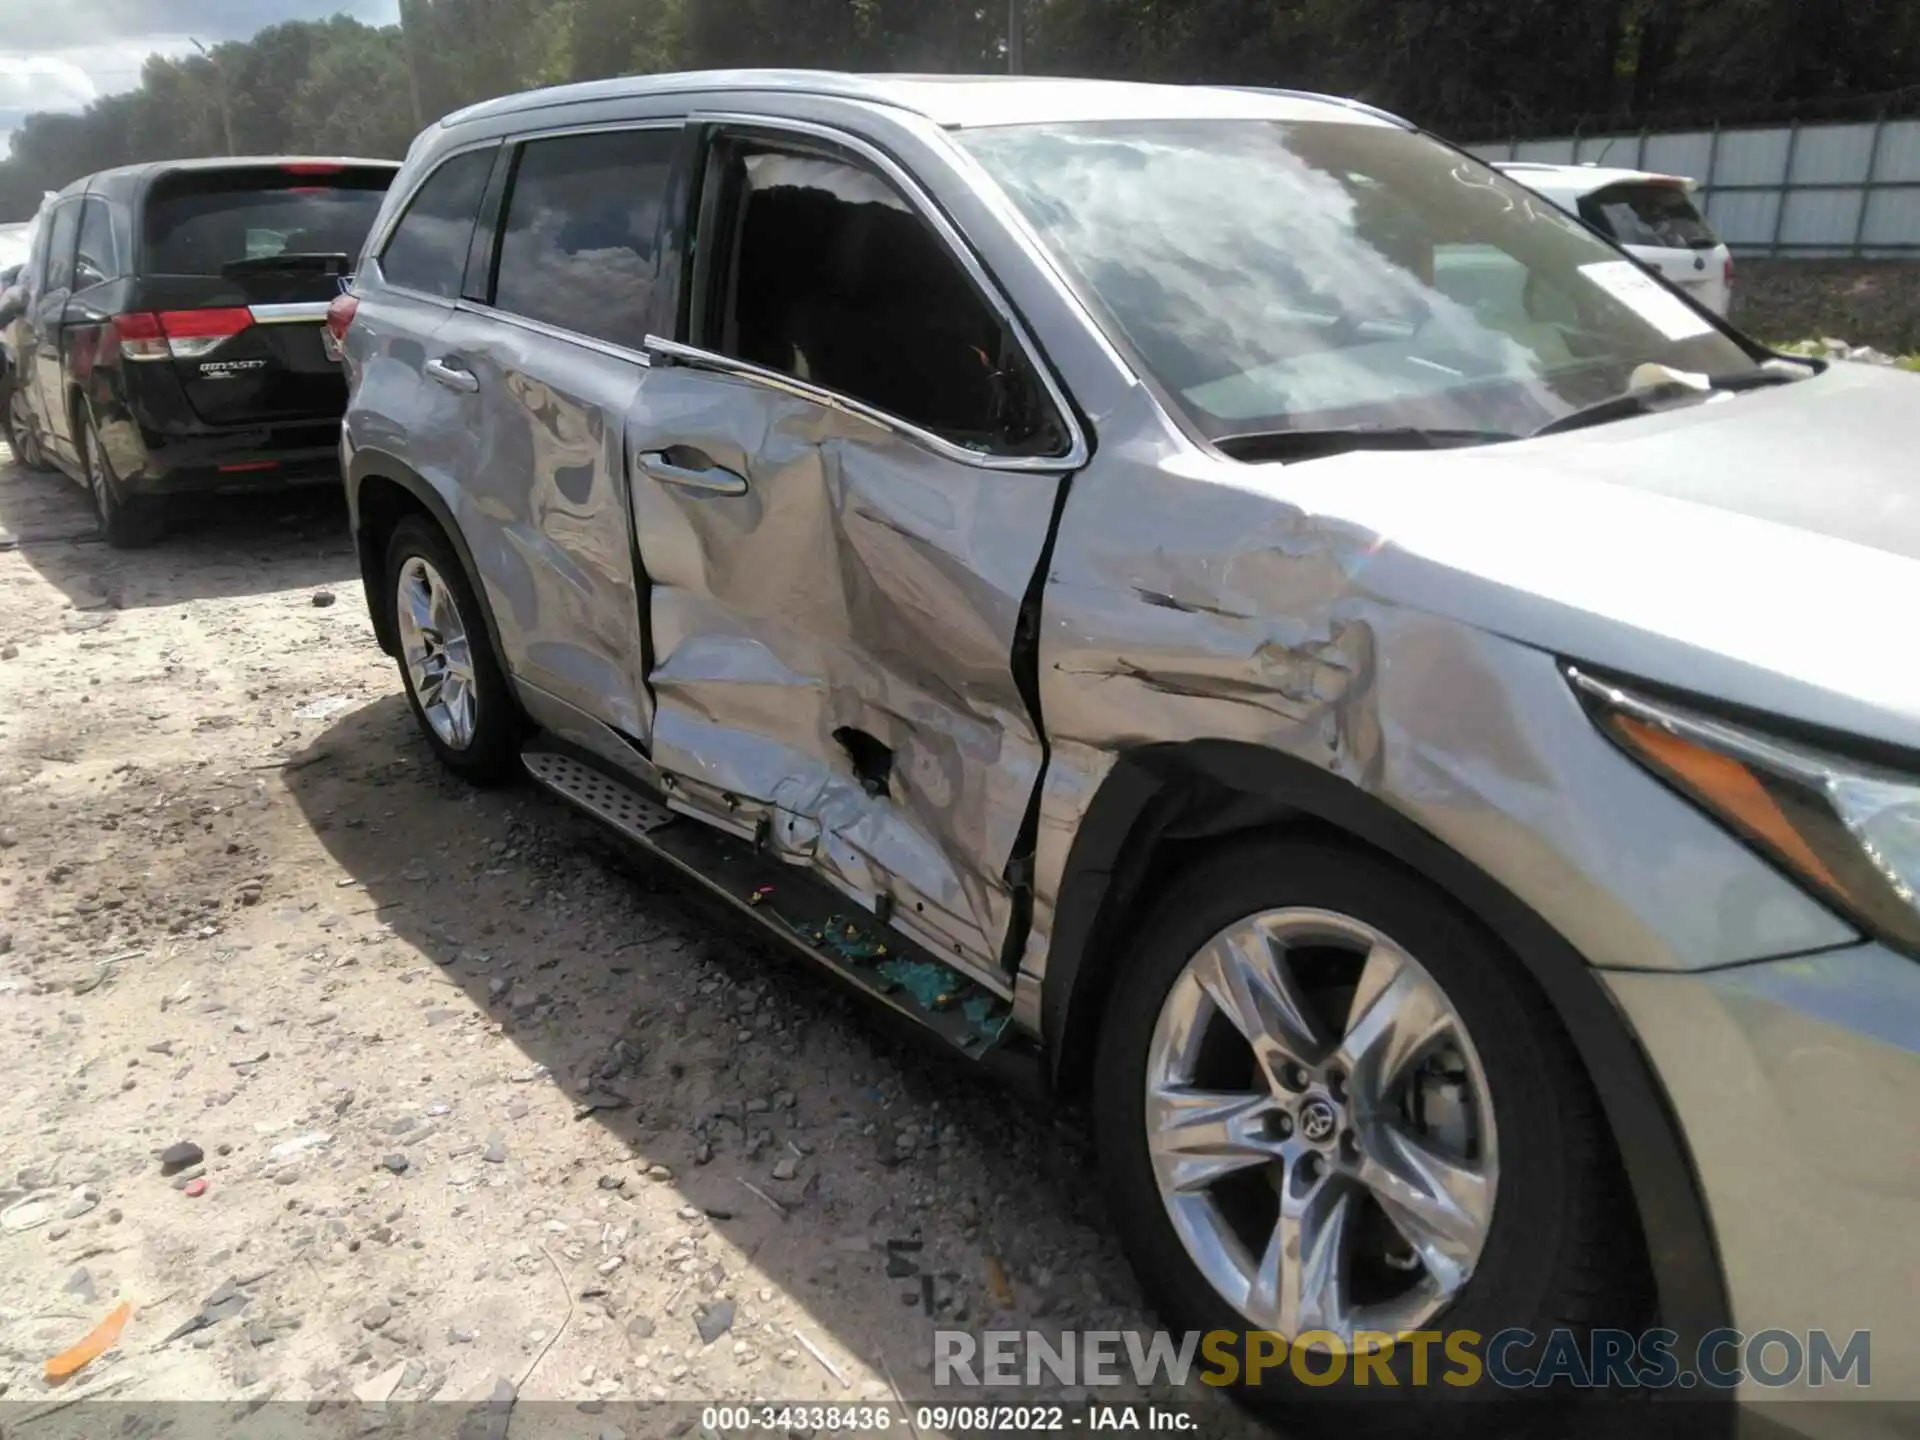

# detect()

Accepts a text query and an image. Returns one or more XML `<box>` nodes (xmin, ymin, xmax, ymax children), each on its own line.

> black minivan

<box><xmin>2</xmin><ymin>157</ymin><xmax>399</xmax><ymax>545</ymax></box>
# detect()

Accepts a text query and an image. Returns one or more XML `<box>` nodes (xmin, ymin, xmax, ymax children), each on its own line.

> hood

<box><xmin>1257</xmin><ymin>361</ymin><xmax>1920</xmax><ymax>751</ymax></box>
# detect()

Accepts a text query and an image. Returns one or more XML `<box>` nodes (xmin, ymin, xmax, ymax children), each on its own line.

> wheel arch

<box><xmin>347</xmin><ymin>449</ymin><xmax>508</xmax><ymax>670</ymax></box>
<box><xmin>1042</xmin><ymin>737</ymin><xmax>1734</xmax><ymax>1351</ymax></box>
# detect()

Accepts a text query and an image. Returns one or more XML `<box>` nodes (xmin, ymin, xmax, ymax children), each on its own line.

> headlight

<box><xmin>1568</xmin><ymin>667</ymin><xmax>1920</xmax><ymax>957</ymax></box>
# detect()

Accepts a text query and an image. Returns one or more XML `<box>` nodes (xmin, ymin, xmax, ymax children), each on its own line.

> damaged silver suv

<box><xmin>336</xmin><ymin>72</ymin><xmax>1919</xmax><ymax>1432</ymax></box>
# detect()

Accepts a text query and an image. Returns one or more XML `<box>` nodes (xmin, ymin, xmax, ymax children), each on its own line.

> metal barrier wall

<box><xmin>1471</xmin><ymin>119</ymin><xmax>1920</xmax><ymax>257</ymax></box>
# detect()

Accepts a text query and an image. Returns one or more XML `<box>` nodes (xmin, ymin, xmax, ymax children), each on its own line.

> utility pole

<box><xmin>189</xmin><ymin>38</ymin><xmax>237</xmax><ymax>155</ymax></box>
<box><xmin>398</xmin><ymin>0</ymin><xmax>426</xmax><ymax>132</ymax></box>
<box><xmin>1008</xmin><ymin>0</ymin><xmax>1025</xmax><ymax>74</ymax></box>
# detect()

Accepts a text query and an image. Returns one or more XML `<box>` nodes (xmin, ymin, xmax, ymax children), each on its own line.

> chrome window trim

<box><xmin>643</xmin><ymin>336</ymin><xmax>1082</xmax><ymax>472</ymax></box>
<box><xmin>454</xmin><ymin>296</ymin><xmax>654</xmax><ymax>368</ymax></box>
<box><xmin>679</xmin><ymin>108</ymin><xmax>1089</xmax><ymax>473</ymax></box>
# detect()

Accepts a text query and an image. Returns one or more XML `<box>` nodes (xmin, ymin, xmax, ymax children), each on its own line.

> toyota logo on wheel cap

<box><xmin>1299</xmin><ymin>1098</ymin><xmax>1338</xmax><ymax>1144</ymax></box>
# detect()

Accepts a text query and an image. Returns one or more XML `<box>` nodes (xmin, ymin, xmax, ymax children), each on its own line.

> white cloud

<box><xmin>0</xmin><ymin>53</ymin><xmax>100</xmax><ymax>116</ymax></box>
<box><xmin>0</xmin><ymin>38</ymin><xmax>197</xmax><ymax>157</ymax></box>
<box><xmin>0</xmin><ymin>3</ymin><xmax>398</xmax><ymax>154</ymax></box>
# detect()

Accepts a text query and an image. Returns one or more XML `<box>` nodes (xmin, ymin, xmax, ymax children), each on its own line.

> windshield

<box><xmin>958</xmin><ymin>120</ymin><xmax>1760</xmax><ymax>446</ymax></box>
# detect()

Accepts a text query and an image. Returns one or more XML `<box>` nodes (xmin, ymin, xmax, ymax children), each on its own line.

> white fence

<box><xmin>1471</xmin><ymin>118</ymin><xmax>1920</xmax><ymax>258</ymax></box>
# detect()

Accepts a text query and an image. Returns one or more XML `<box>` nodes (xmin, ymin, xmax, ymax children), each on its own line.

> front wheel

<box><xmin>1092</xmin><ymin>838</ymin><xmax>1638</xmax><ymax>1433</ymax></box>
<box><xmin>384</xmin><ymin>514</ymin><xmax>522</xmax><ymax>785</ymax></box>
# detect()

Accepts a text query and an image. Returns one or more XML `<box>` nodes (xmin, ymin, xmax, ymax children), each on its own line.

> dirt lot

<box><xmin>0</xmin><ymin>449</ymin><xmax>1259</xmax><ymax>1430</ymax></box>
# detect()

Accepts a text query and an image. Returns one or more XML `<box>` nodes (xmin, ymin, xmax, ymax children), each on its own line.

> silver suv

<box><xmin>336</xmin><ymin>71</ymin><xmax>1919</xmax><ymax>1432</ymax></box>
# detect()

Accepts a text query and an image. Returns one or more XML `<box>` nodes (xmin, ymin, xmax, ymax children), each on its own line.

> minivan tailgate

<box><xmin>138</xmin><ymin>163</ymin><xmax>394</xmax><ymax>427</ymax></box>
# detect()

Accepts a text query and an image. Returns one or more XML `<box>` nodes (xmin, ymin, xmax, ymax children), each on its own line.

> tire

<box><xmin>5</xmin><ymin>382</ymin><xmax>52</xmax><ymax>472</ymax></box>
<box><xmin>80</xmin><ymin>411</ymin><xmax>164</xmax><ymax>548</ymax></box>
<box><xmin>384</xmin><ymin>513</ymin><xmax>522</xmax><ymax>785</ymax></box>
<box><xmin>1091</xmin><ymin>837</ymin><xmax>1636</xmax><ymax>1437</ymax></box>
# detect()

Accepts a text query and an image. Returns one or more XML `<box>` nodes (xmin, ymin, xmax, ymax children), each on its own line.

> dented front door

<box><xmin>626</xmin><ymin>358</ymin><xmax>1068</xmax><ymax>978</ymax></box>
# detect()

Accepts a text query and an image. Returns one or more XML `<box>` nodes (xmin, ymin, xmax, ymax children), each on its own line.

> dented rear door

<box><xmin>626</xmin><ymin>123</ymin><xmax>1085</xmax><ymax>981</ymax></box>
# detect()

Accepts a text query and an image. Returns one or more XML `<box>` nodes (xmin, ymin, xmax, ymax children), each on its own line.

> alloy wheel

<box><xmin>6</xmin><ymin>390</ymin><xmax>39</xmax><ymax>468</ymax></box>
<box><xmin>395</xmin><ymin>554</ymin><xmax>479</xmax><ymax>750</ymax></box>
<box><xmin>1144</xmin><ymin>907</ymin><xmax>1498</xmax><ymax>1345</ymax></box>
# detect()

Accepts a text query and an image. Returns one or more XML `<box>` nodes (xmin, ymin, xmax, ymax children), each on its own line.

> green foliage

<box><xmin>4</xmin><ymin>0</ymin><xmax>1918</xmax><ymax>220</ymax></box>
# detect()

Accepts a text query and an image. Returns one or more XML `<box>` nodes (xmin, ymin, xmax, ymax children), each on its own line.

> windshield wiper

<box><xmin>1215</xmin><ymin>425</ymin><xmax>1517</xmax><ymax>462</ymax></box>
<box><xmin>1528</xmin><ymin>383</ymin><xmax>1707</xmax><ymax>438</ymax></box>
<box><xmin>1529</xmin><ymin>364</ymin><xmax>1807</xmax><ymax>440</ymax></box>
<box><xmin>1708</xmin><ymin>365</ymin><xmax>1807</xmax><ymax>391</ymax></box>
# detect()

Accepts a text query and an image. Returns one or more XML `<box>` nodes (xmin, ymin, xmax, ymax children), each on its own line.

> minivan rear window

<box><xmin>142</xmin><ymin>166</ymin><xmax>394</xmax><ymax>276</ymax></box>
<box><xmin>1582</xmin><ymin>183</ymin><xmax>1719</xmax><ymax>250</ymax></box>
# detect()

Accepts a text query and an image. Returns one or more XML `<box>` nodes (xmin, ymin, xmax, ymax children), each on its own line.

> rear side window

<box><xmin>1583</xmin><ymin>184</ymin><xmax>1718</xmax><ymax>250</ymax></box>
<box><xmin>144</xmin><ymin>166</ymin><xmax>394</xmax><ymax>276</ymax></box>
<box><xmin>700</xmin><ymin>146</ymin><xmax>1064</xmax><ymax>456</ymax></box>
<box><xmin>491</xmin><ymin>128</ymin><xmax>677</xmax><ymax>351</ymax></box>
<box><xmin>74</xmin><ymin>198</ymin><xmax>118</xmax><ymax>288</ymax></box>
<box><xmin>380</xmin><ymin>149</ymin><xmax>495</xmax><ymax>299</ymax></box>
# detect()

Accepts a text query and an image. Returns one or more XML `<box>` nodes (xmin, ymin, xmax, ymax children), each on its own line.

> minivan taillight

<box><xmin>115</xmin><ymin>308</ymin><xmax>253</xmax><ymax>362</ymax></box>
<box><xmin>325</xmin><ymin>293</ymin><xmax>358</xmax><ymax>345</ymax></box>
<box><xmin>1724</xmin><ymin>255</ymin><xmax>1735</xmax><ymax>291</ymax></box>
<box><xmin>113</xmin><ymin>312</ymin><xmax>169</xmax><ymax>361</ymax></box>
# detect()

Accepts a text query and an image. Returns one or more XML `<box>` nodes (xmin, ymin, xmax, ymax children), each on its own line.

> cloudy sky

<box><xmin>0</xmin><ymin>0</ymin><xmax>400</xmax><ymax>155</ymax></box>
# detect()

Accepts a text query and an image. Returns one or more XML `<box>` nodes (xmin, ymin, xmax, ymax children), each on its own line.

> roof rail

<box><xmin>1219</xmin><ymin>86</ymin><xmax>1414</xmax><ymax>129</ymax></box>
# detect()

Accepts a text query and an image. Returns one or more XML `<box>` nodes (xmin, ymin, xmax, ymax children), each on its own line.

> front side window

<box><xmin>74</xmin><ymin>198</ymin><xmax>117</xmax><ymax>288</ymax></box>
<box><xmin>492</xmin><ymin>128</ymin><xmax>677</xmax><ymax>351</ymax></box>
<box><xmin>697</xmin><ymin>143</ymin><xmax>1064</xmax><ymax>456</ymax></box>
<box><xmin>380</xmin><ymin>148</ymin><xmax>495</xmax><ymax>299</ymax></box>
<box><xmin>41</xmin><ymin>202</ymin><xmax>80</xmax><ymax>293</ymax></box>
<box><xmin>960</xmin><ymin>120</ymin><xmax>1760</xmax><ymax>451</ymax></box>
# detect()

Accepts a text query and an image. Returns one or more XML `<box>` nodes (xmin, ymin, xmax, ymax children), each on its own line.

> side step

<box><xmin>522</xmin><ymin>746</ymin><xmax>1015</xmax><ymax>1061</ymax></box>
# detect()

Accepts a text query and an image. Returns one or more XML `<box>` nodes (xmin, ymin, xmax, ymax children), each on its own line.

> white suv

<box><xmin>1498</xmin><ymin>162</ymin><xmax>1734</xmax><ymax>316</ymax></box>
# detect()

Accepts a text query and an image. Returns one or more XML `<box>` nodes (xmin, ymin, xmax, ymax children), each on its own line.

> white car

<box><xmin>0</xmin><ymin>221</ymin><xmax>32</xmax><ymax>273</ymax></box>
<box><xmin>1497</xmin><ymin>162</ymin><xmax>1734</xmax><ymax>317</ymax></box>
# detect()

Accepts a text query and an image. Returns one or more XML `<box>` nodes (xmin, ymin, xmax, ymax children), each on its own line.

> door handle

<box><xmin>637</xmin><ymin>449</ymin><xmax>748</xmax><ymax>496</ymax></box>
<box><xmin>424</xmin><ymin>357</ymin><xmax>478</xmax><ymax>394</ymax></box>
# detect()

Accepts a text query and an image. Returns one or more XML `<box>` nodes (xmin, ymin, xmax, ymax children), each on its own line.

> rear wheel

<box><xmin>385</xmin><ymin>514</ymin><xmax>521</xmax><ymax>785</ymax></box>
<box><xmin>1092</xmin><ymin>838</ymin><xmax>1636</xmax><ymax>1434</ymax></box>
<box><xmin>81</xmin><ymin>412</ymin><xmax>163</xmax><ymax>548</ymax></box>
<box><xmin>5</xmin><ymin>383</ymin><xmax>51</xmax><ymax>471</ymax></box>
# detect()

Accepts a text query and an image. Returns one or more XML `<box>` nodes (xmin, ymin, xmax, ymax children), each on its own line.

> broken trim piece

<box><xmin>520</xmin><ymin>741</ymin><xmax>1023</xmax><ymax>1043</ymax></box>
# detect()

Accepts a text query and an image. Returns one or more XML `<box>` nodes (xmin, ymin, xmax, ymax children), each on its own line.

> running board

<box><xmin>521</xmin><ymin>745</ymin><xmax>1016</xmax><ymax>1061</ymax></box>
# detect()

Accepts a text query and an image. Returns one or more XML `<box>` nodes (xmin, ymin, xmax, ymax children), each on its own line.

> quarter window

<box><xmin>492</xmin><ymin>128</ymin><xmax>677</xmax><ymax>351</ymax></box>
<box><xmin>380</xmin><ymin>148</ymin><xmax>495</xmax><ymax>299</ymax></box>
<box><xmin>701</xmin><ymin>145</ymin><xmax>1064</xmax><ymax>456</ymax></box>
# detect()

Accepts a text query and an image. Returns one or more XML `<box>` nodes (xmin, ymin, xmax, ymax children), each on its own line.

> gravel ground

<box><xmin>0</xmin><ymin>449</ymin><xmax>1260</xmax><ymax>1430</ymax></box>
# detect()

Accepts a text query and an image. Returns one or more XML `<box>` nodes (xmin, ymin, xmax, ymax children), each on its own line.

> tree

<box><xmin>4</xmin><ymin>0</ymin><xmax>1917</xmax><ymax>220</ymax></box>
